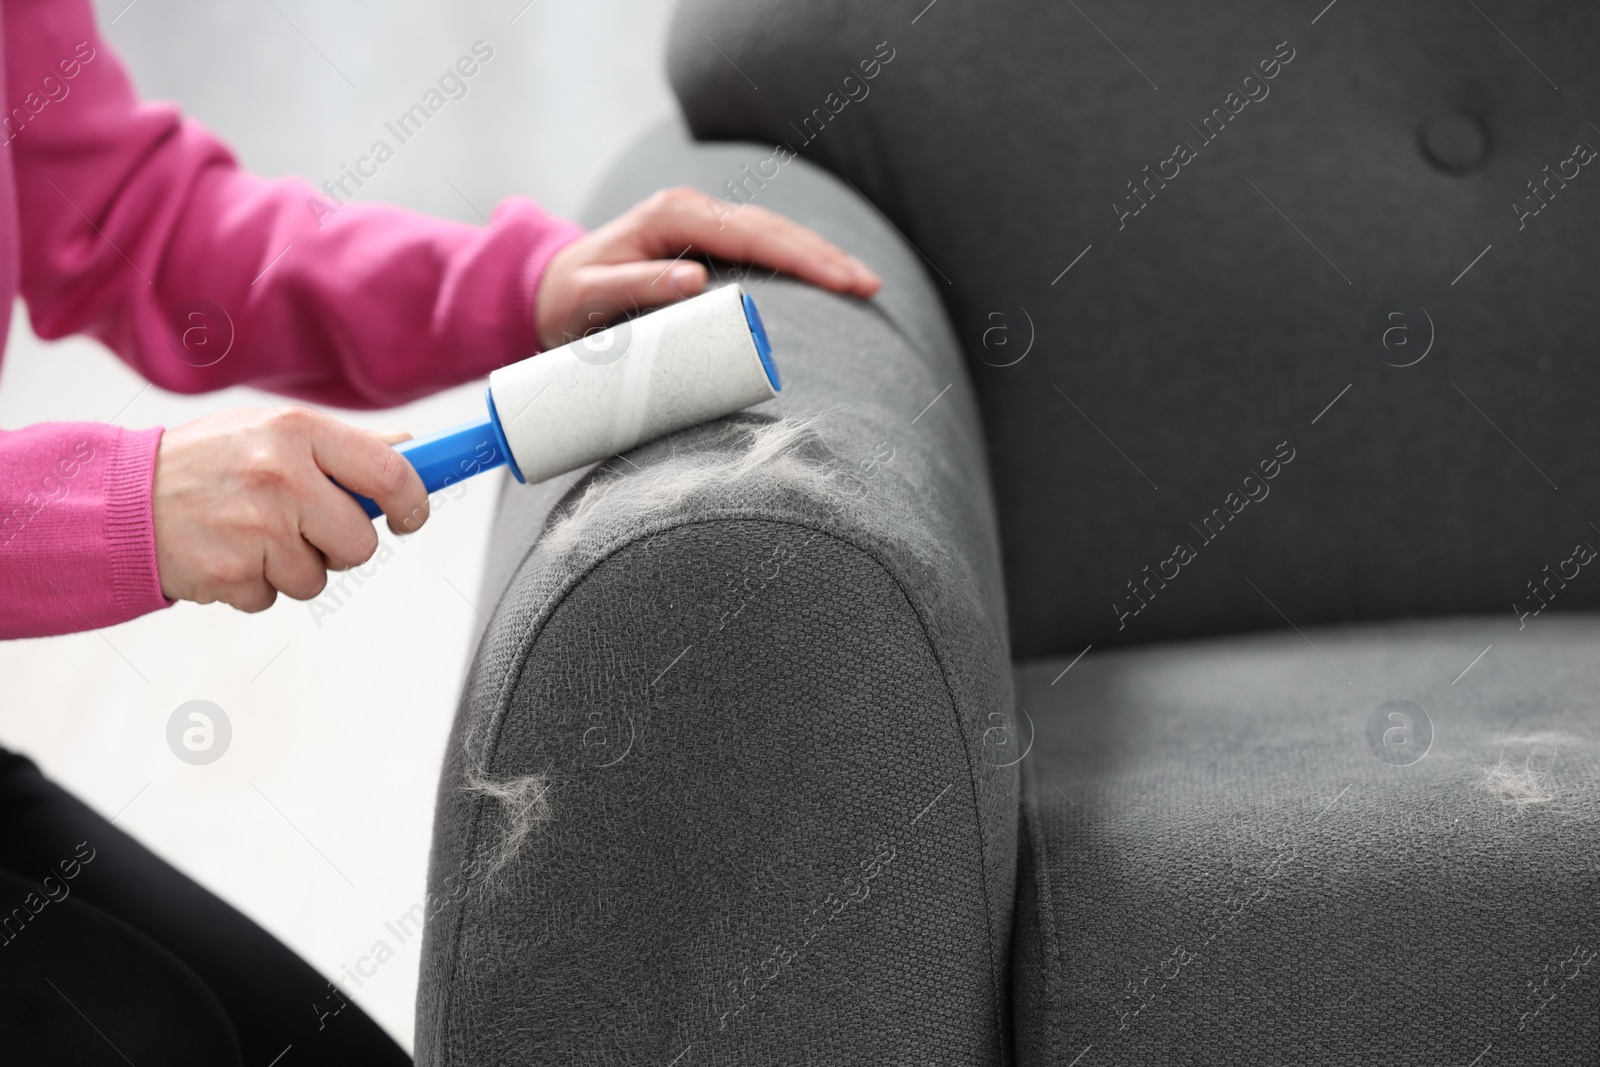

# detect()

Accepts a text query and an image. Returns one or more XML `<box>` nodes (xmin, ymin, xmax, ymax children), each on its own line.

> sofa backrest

<box><xmin>668</xmin><ymin>0</ymin><xmax>1600</xmax><ymax>659</ymax></box>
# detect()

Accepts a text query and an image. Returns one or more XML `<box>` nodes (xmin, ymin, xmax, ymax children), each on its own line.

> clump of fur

<box><xmin>540</xmin><ymin>415</ymin><xmax>855</xmax><ymax>556</ymax></box>
<box><xmin>1478</xmin><ymin>732</ymin><xmax>1575</xmax><ymax>814</ymax></box>
<box><xmin>455</xmin><ymin>710</ymin><xmax>556</xmax><ymax>885</ymax></box>
<box><xmin>1481</xmin><ymin>757</ymin><xmax>1559</xmax><ymax>811</ymax></box>
<box><xmin>461</xmin><ymin>768</ymin><xmax>552</xmax><ymax>883</ymax></box>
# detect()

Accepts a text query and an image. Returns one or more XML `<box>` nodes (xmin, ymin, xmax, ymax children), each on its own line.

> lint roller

<box><xmin>345</xmin><ymin>284</ymin><xmax>780</xmax><ymax>519</ymax></box>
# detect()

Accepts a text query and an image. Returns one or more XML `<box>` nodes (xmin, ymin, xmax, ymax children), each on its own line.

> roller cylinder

<box><xmin>488</xmin><ymin>283</ymin><xmax>780</xmax><ymax>485</ymax></box>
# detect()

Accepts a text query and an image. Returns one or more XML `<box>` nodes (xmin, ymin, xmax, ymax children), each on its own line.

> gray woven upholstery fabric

<box><xmin>414</xmin><ymin>122</ymin><xmax>1017</xmax><ymax>1065</ymax></box>
<box><xmin>667</xmin><ymin>1</ymin><xmax>1600</xmax><ymax>660</ymax></box>
<box><xmin>1012</xmin><ymin>616</ymin><xmax>1600</xmax><ymax>1065</ymax></box>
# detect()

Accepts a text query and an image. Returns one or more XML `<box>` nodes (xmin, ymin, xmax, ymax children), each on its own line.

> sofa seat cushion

<box><xmin>1011</xmin><ymin>615</ymin><xmax>1600</xmax><ymax>1065</ymax></box>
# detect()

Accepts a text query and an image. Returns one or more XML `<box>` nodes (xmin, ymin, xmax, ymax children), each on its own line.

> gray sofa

<box><xmin>416</xmin><ymin>3</ymin><xmax>1600</xmax><ymax>1063</ymax></box>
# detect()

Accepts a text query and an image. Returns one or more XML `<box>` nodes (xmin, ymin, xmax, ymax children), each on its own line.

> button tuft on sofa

<box><xmin>1419</xmin><ymin>114</ymin><xmax>1491</xmax><ymax>173</ymax></box>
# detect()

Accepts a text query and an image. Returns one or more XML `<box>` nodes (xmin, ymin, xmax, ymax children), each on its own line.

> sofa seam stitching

<box><xmin>1020</xmin><ymin>763</ymin><xmax>1068</xmax><ymax>1062</ymax></box>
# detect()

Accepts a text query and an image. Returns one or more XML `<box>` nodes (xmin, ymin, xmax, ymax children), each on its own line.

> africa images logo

<box><xmin>166</xmin><ymin>700</ymin><xmax>232</xmax><ymax>765</ymax></box>
<box><xmin>1365</xmin><ymin>699</ymin><xmax>1432</xmax><ymax>767</ymax></box>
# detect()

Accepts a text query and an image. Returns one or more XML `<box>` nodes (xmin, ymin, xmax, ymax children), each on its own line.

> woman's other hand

<box><xmin>534</xmin><ymin>186</ymin><xmax>881</xmax><ymax>349</ymax></box>
<box><xmin>152</xmin><ymin>407</ymin><xmax>425</xmax><ymax>612</ymax></box>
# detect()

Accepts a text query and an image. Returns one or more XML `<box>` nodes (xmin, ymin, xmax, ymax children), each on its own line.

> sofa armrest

<box><xmin>415</xmin><ymin>120</ymin><xmax>1016</xmax><ymax>1066</ymax></box>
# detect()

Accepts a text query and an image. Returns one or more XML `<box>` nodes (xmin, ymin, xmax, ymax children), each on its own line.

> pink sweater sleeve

<box><xmin>1</xmin><ymin>0</ymin><xmax>584</xmax><ymax>638</ymax></box>
<box><xmin>0</xmin><ymin>424</ymin><xmax>166</xmax><ymax>639</ymax></box>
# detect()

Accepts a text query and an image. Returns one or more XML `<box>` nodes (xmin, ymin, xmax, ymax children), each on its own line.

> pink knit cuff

<box><xmin>104</xmin><ymin>425</ymin><xmax>174</xmax><ymax>618</ymax></box>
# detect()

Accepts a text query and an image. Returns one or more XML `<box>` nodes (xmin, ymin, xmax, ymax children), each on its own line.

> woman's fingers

<box><xmin>621</xmin><ymin>188</ymin><xmax>880</xmax><ymax>297</ymax></box>
<box><xmin>262</xmin><ymin>533</ymin><xmax>331</xmax><ymax>603</ymax></box>
<box><xmin>534</xmin><ymin>187</ymin><xmax>883</xmax><ymax>348</ymax></box>
<box><xmin>561</xmin><ymin>260</ymin><xmax>710</xmax><ymax>333</ymax></box>
<box><xmin>297</xmin><ymin>472</ymin><xmax>384</xmax><ymax>572</ymax></box>
<box><xmin>291</xmin><ymin>407</ymin><xmax>430</xmax><ymax>536</ymax></box>
<box><xmin>702</xmin><ymin>203</ymin><xmax>881</xmax><ymax>296</ymax></box>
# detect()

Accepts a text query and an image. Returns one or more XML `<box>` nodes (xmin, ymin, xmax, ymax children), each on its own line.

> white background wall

<box><xmin>0</xmin><ymin>0</ymin><xmax>675</xmax><ymax>1049</ymax></box>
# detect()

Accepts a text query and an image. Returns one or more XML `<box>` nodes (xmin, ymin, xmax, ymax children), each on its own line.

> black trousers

<box><xmin>0</xmin><ymin>746</ymin><xmax>411</xmax><ymax>1066</ymax></box>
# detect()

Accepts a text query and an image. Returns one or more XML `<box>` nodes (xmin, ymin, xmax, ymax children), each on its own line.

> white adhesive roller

<box><xmin>345</xmin><ymin>284</ymin><xmax>780</xmax><ymax>518</ymax></box>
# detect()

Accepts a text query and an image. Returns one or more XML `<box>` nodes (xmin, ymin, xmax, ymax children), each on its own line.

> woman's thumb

<box><xmin>585</xmin><ymin>259</ymin><xmax>708</xmax><ymax>320</ymax></box>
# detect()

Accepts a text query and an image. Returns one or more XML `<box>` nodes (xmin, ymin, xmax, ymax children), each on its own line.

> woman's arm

<box><xmin>9</xmin><ymin>0</ymin><xmax>581</xmax><ymax>408</ymax></box>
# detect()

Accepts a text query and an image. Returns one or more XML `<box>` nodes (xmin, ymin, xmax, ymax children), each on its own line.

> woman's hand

<box><xmin>534</xmin><ymin>186</ymin><xmax>881</xmax><ymax>349</ymax></box>
<box><xmin>152</xmin><ymin>407</ymin><xmax>426</xmax><ymax>612</ymax></box>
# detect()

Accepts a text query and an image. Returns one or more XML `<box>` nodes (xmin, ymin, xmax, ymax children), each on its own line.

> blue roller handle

<box><xmin>346</xmin><ymin>410</ymin><xmax>507</xmax><ymax>519</ymax></box>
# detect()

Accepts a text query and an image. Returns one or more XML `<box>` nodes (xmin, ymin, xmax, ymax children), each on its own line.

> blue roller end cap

<box><xmin>484</xmin><ymin>387</ymin><xmax>527</xmax><ymax>484</ymax></box>
<box><xmin>346</xmin><ymin>413</ymin><xmax>508</xmax><ymax>520</ymax></box>
<box><xmin>743</xmin><ymin>292</ymin><xmax>780</xmax><ymax>391</ymax></box>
